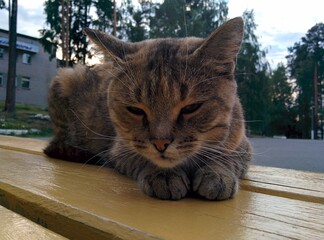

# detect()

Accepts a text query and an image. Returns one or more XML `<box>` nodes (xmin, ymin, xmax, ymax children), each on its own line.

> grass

<box><xmin>0</xmin><ymin>101</ymin><xmax>53</xmax><ymax>138</ymax></box>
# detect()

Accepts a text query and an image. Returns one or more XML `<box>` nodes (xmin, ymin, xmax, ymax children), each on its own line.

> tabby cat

<box><xmin>44</xmin><ymin>17</ymin><xmax>252</xmax><ymax>200</ymax></box>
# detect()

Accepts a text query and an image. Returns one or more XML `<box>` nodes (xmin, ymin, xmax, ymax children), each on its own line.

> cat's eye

<box><xmin>126</xmin><ymin>106</ymin><xmax>146</xmax><ymax>116</ymax></box>
<box><xmin>180</xmin><ymin>103</ymin><xmax>203</xmax><ymax>115</ymax></box>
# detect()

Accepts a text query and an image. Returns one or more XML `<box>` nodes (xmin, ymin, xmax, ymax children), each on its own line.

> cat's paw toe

<box><xmin>193</xmin><ymin>168</ymin><xmax>238</xmax><ymax>200</ymax></box>
<box><xmin>140</xmin><ymin>171</ymin><xmax>190</xmax><ymax>200</ymax></box>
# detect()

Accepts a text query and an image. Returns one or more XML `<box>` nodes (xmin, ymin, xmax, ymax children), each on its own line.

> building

<box><xmin>0</xmin><ymin>29</ymin><xmax>57</xmax><ymax>106</ymax></box>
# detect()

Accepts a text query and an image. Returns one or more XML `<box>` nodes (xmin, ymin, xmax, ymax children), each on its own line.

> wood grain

<box><xmin>1</xmin><ymin>135</ymin><xmax>324</xmax><ymax>239</ymax></box>
<box><xmin>0</xmin><ymin>205</ymin><xmax>67</xmax><ymax>240</ymax></box>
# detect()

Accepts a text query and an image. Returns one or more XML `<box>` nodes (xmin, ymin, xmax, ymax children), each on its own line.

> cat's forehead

<box><xmin>135</xmin><ymin>37</ymin><xmax>202</xmax><ymax>60</ymax></box>
<box><xmin>126</xmin><ymin>38</ymin><xmax>203</xmax><ymax>81</ymax></box>
<box><xmin>114</xmin><ymin>37</ymin><xmax>235</xmax><ymax>107</ymax></box>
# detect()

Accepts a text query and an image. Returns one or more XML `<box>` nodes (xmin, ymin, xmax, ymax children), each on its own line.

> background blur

<box><xmin>0</xmin><ymin>0</ymin><xmax>323</xmax><ymax>172</ymax></box>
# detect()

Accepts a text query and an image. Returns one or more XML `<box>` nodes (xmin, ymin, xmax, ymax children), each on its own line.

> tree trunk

<box><xmin>313</xmin><ymin>63</ymin><xmax>318</xmax><ymax>139</ymax></box>
<box><xmin>4</xmin><ymin>0</ymin><xmax>18</xmax><ymax>113</ymax></box>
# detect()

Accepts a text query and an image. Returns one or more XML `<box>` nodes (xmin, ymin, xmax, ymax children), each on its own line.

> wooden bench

<box><xmin>0</xmin><ymin>135</ymin><xmax>323</xmax><ymax>240</ymax></box>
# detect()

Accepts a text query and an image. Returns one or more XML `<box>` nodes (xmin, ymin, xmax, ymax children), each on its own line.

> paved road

<box><xmin>38</xmin><ymin>136</ymin><xmax>324</xmax><ymax>173</ymax></box>
<box><xmin>249</xmin><ymin>138</ymin><xmax>324</xmax><ymax>173</ymax></box>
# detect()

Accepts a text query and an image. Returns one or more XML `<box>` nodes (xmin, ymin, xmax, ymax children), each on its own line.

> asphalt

<box><xmin>38</xmin><ymin>136</ymin><xmax>324</xmax><ymax>173</ymax></box>
<box><xmin>249</xmin><ymin>138</ymin><xmax>324</xmax><ymax>173</ymax></box>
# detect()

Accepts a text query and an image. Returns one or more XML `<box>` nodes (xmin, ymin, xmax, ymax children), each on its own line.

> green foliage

<box><xmin>0</xmin><ymin>101</ymin><xmax>53</xmax><ymax>137</ymax></box>
<box><xmin>0</xmin><ymin>0</ymin><xmax>6</xmax><ymax>9</ymax></box>
<box><xmin>287</xmin><ymin>23</ymin><xmax>324</xmax><ymax>139</ymax></box>
<box><xmin>92</xmin><ymin>0</ymin><xmax>114</xmax><ymax>32</ymax></box>
<box><xmin>235</xmin><ymin>10</ymin><xmax>272</xmax><ymax>135</ymax></box>
<box><xmin>70</xmin><ymin>0</ymin><xmax>93</xmax><ymax>64</ymax></box>
<box><xmin>123</xmin><ymin>0</ymin><xmax>153</xmax><ymax>42</ymax></box>
<box><xmin>269</xmin><ymin>64</ymin><xmax>296</xmax><ymax>137</ymax></box>
<box><xmin>39</xmin><ymin>0</ymin><xmax>324</xmax><ymax>139</ymax></box>
<box><xmin>40</xmin><ymin>0</ymin><xmax>102</xmax><ymax>64</ymax></box>
<box><xmin>150</xmin><ymin>0</ymin><xmax>228</xmax><ymax>38</ymax></box>
<box><xmin>116</xmin><ymin>0</ymin><xmax>149</xmax><ymax>41</ymax></box>
<box><xmin>39</xmin><ymin>0</ymin><xmax>62</xmax><ymax>60</ymax></box>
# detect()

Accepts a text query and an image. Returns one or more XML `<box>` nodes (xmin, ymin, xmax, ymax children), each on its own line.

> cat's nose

<box><xmin>151</xmin><ymin>139</ymin><xmax>172</xmax><ymax>153</ymax></box>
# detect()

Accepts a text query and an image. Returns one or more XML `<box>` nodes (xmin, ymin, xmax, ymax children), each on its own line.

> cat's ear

<box><xmin>83</xmin><ymin>28</ymin><xmax>137</xmax><ymax>61</ymax></box>
<box><xmin>194</xmin><ymin>17</ymin><xmax>244</xmax><ymax>62</ymax></box>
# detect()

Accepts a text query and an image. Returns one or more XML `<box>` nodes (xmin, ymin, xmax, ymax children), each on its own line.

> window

<box><xmin>0</xmin><ymin>73</ymin><xmax>3</xmax><ymax>86</ymax></box>
<box><xmin>22</xmin><ymin>53</ymin><xmax>32</xmax><ymax>64</ymax></box>
<box><xmin>21</xmin><ymin>77</ymin><xmax>30</xmax><ymax>89</ymax></box>
<box><xmin>0</xmin><ymin>48</ymin><xmax>3</xmax><ymax>58</ymax></box>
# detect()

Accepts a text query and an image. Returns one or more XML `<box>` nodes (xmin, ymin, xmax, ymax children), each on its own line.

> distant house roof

<box><xmin>0</xmin><ymin>28</ymin><xmax>40</xmax><ymax>41</ymax></box>
<box><xmin>0</xmin><ymin>28</ymin><xmax>40</xmax><ymax>53</ymax></box>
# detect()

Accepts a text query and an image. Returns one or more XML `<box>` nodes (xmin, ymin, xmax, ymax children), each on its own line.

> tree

<box><xmin>116</xmin><ymin>0</ymin><xmax>148</xmax><ymax>41</ymax></box>
<box><xmin>235</xmin><ymin>10</ymin><xmax>271</xmax><ymax>135</ymax></box>
<box><xmin>70</xmin><ymin>0</ymin><xmax>93</xmax><ymax>64</ymax></box>
<box><xmin>0</xmin><ymin>0</ymin><xmax>5</xmax><ymax>9</ymax></box>
<box><xmin>287</xmin><ymin>23</ymin><xmax>324</xmax><ymax>139</ymax></box>
<box><xmin>123</xmin><ymin>0</ymin><xmax>154</xmax><ymax>42</ymax></box>
<box><xmin>149</xmin><ymin>0</ymin><xmax>228</xmax><ymax>38</ymax></box>
<box><xmin>269</xmin><ymin>64</ymin><xmax>295</xmax><ymax>137</ymax></box>
<box><xmin>39</xmin><ymin>0</ymin><xmax>63</xmax><ymax>61</ymax></box>
<box><xmin>4</xmin><ymin>0</ymin><xmax>18</xmax><ymax>114</ymax></box>
<box><xmin>40</xmin><ymin>0</ymin><xmax>95</xmax><ymax>64</ymax></box>
<box><xmin>92</xmin><ymin>0</ymin><xmax>114</xmax><ymax>32</ymax></box>
<box><xmin>125</xmin><ymin>6</ymin><xmax>147</xmax><ymax>42</ymax></box>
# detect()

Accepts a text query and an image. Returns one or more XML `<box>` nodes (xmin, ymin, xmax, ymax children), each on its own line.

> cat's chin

<box><xmin>149</xmin><ymin>155</ymin><xmax>184</xmax><ymax>169</ymax></box>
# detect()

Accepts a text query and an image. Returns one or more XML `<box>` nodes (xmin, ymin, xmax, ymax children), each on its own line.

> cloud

<box><xmin>228</xmin><ymin>0</ymin><xmax>324</xmax><ymax>67</ymax></box>
<box><xmin>17</xmin><ymin>4</ymin><xmax>46</xmax><ymax>37</ymax></box>
<box><xmin>0</xmin><ymin>1</ymin><xmax>45</xmax><ymax>38</ymax></box>
<box><xmin>1</xmin><ymin>0</ymin><xmax>324</xmax><ymax>68</ymax></box>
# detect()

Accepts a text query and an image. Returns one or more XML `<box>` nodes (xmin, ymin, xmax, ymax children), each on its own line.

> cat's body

<box><xmin>45</xmin><ymin>17</ymin><xmax>252</xmax><ymax>200</ymax></box>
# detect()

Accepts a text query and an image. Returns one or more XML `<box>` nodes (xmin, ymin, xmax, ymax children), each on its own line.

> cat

<box><xmin>44</xmin><ymin>17</ymin><xmax>252</xmax><ymax>201</ymax></box>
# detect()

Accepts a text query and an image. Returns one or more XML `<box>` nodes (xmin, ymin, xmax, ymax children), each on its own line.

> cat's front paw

<box><xmin>138</xmin><ymin>170</ymin><xmax>190</xmax><ymax>200</ymax></box>
<box><xmin>193</xmin><ymin>167</ymin><xmax>238</xmax><ymax>200</ymax></box>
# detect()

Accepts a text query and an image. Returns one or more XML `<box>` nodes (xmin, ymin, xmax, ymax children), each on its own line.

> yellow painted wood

<box><xmin>0</xmin><ymin>205</ymin><xmax>67</xmax><ymax>240</ymax></box>
<box><xmin>0</xmin><ymin>144</ymin><xmax>324</xmax><ymax>240</ymax></box>
<box><xmin>242</xmin><ymin>166</ymin><xmax>324</xmax><ymax>204</ymax></box>
<box><xmin>0</xmin><ymin>135</ymin><xmax>47</xmax><ymax>155</ymax></box>
<box><xmin>1</xmin><ymin>135</ymin><xmax>323</xmax><ymax>203</ymax></box>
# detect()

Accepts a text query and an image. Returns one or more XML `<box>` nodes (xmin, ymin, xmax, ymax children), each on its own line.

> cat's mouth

<box><xmin>131</xmin><ymin>141</ymin><xmax>185</xmax><ymax>168</ymax></box>
<box><xmin>160</xmin><ymin>155</ymin><xmax>170</xmax><ymax>160</ymax></box>
<box><xmin>150</xmin><ymin>153</ymin><xmax>183</xmax><ymax>168</ymax></box>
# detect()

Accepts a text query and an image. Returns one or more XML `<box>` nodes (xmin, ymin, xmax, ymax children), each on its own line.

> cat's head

<box><xmin>84</xmin><ymin>17</ymin><xmax>244</xmax><ymax>168</ymax></box>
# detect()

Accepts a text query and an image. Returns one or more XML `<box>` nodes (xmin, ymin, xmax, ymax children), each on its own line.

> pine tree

<box><xmin>149</xmin><ymin>0</ymin><xmax>228</xmax><ymax>38</ymax></box>
<box><xmin>269</xmin><ymin>64</ymin><xmax>295</xmax><ymax>137</ymax></box>
<box><xmin>287</xmin><ymin>23</ymin><xmax>324</xmax><ymax>139</ymax></box>
<box><xmin>40</xmin><ymin>0</ymin><xmax>99</xmax><ymax>64</ymax></box>
<box><xmin>235</xmin><ymin>10</ymin><xmax>271</xmax><ymax>135</ymax></box>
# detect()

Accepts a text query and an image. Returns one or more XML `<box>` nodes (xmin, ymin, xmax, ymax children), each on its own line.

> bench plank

<box><xmin>0</xmin><ymin>205</ymin><xmax>67</xmax><ymax>240</ymax></box>
<box><xmin>1</xmin><ymin>135</ymin><xmax>323</xmax><ymax>203</ymax></box>
<box><xmin>0</xmin><ymin>135</ymin><xmax>47</xmax><ymax>155</ymax></box>
<box><xmin>1</xmin><ymin>146</ymin><xmax>324</xmax><ymax>240</ymax></box>
<box><xmin>242</xmin><ymin>166</ymin><xmax>324</xmax><ymax>204</ymax></box>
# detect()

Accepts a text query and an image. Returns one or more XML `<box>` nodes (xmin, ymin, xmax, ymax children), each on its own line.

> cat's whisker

<box><xmin>106</xmin><ymin>67</ymin><xmax>136</xmax><ymax>95</ymax></box>
<box><xmin>79</xmin><ymin>149</ymin><xmax>110</xmax><ymax>168</ymax></box>
<box><xmin>121</xmin><ymin>45</ymin><xmax>137</xmax><ymax>83</ymax></box>
<box><xmin>196</xmin><ymin>151</ymin><xmax>232</xmax><ymax>169</ymax></box>
<box><xmin>107</xmin><ymin>90</ymin><xmax>134</xmax><ymax>97</ymax></box>
<box><xmin>189</xmin><ymin>74</ymin><xmax>231</xmax><ymax>90</ymax></box>
<box><xmin>70</xmin><ymin>109</ymin><xmax>112</xmax><ymax>139</ymax></box>
<box><xmin>192</xmin><ymin>154</ymin><xmax>225</xmax><ymax>176</ymax></box>
<box><xmin>46</xmin><ymin>18</ymin><xmax>252</xmax><ymax>201</ymax></box>
<box><xmin>88</xmin><ymin>136</ymin><xmax>122</xmax><ymax>141</ymax></box>
<box><xmin>200</xmin><ymin>143</ymin><xmax>250</xmax><ymax>158</ymax></box>
<box><xmin>189</xmin><ymin>156</ymin><xmax>204</xmax><ymax>172</ymax></box>
<box><xmin>196</xmin><ymin>147</ymin><xmax>249</xmax><ymax>175</ymax></box>
<box><xmin>92</xmin><ymin>57</ymin><xmax>136</xmax><ymax>96</ymax></box>
<box><xmin>90</xmin><ymin>31</ymin><xmax>136</xmax><ymax>87</ymax></box>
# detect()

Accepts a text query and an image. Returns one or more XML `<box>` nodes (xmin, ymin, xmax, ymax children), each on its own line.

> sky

<box><xmin>1</xmin><ymin>0</ymin><xmax>324</xmax><ymax>68</ymax></box>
